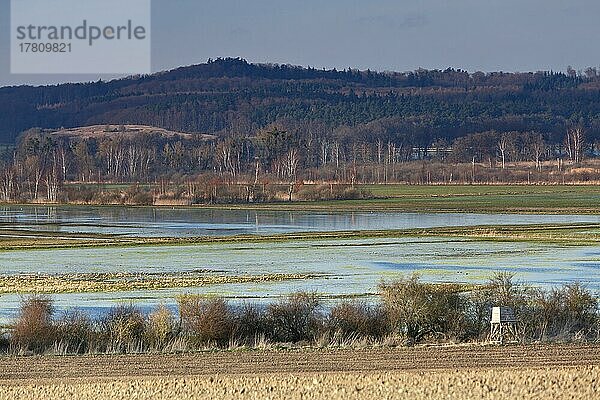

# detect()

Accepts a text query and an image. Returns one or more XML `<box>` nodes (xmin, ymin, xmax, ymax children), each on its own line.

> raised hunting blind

<box><xmin>489</xmin><ymin>306</ymin><xmax>518</xmax><ymax>343</ymax></box>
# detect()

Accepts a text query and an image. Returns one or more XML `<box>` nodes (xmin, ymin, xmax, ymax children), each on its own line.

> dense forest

<box><xmin>3</xmin><ymin>57</ymin><xmax>600</xmax><ymax>145</ymax></box>
<box><xmin>1</xmin><ymin>58</ymin><xmax>600</xmax><ymax>204</ymax></box>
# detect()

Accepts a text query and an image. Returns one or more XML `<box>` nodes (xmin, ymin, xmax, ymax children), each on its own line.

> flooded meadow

<box><xmin>0</xmin><ymin>205</ymin><xmax>599</xmax><ymax>322</ymax></box>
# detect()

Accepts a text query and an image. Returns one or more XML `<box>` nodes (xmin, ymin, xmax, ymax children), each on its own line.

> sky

<box><xmin>1</xmin><ymin>0</ymin><xmax>599</xmax><ymax>87</ymax></box>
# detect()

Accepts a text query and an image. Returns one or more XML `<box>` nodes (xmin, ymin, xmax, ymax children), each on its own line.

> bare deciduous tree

<box><xmin>527</xmin><ymin>133</ymin><xmax>546</xmax><ymax>171</ymax></box>
<box><xmin>498</xmin><ymin>134</ymin><xmax>509</xmax><ymax>169</ymax></box>
<box><xmin>283</xmin><ymin>148</ymin><xmax>299</xmax><ymax>201</ymax></box>
<box><xmin>565</xmin><ymin>127</ymin><xmax>585</xmax><ymax>164</ymax></box>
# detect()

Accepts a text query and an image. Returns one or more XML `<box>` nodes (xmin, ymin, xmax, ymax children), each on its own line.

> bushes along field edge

<box><xmin>1</xmin><ymin>273</ymin><xmax>598</xmax><ymax>355</ymax></box>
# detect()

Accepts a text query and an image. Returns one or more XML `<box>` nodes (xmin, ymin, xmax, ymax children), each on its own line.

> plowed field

<box><xmin>1</xmin><ymin>344</ymin><xmax>598</xmax><ymax>399</ymax></box>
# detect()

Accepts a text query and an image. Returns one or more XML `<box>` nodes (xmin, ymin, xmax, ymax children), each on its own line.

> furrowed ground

<box><xmin>0</xmin><ymin>344</ymin><xmax>599</xmax><ymax>399</ymax></box>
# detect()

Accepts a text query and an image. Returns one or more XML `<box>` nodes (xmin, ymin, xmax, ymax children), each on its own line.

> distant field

<box><xmin>208</xmin><ymin>184</ymin><xmax>600</xmax><ymax>213</ymax></box>
<box><xmin>360</xmin><ymin>183</ymin><xmax>600</xmax><ymax>197</ymax></box>
<box><xmin>354</xmin><ymin>184</ymin><xmax>600</xmax><ymax>213</ymax></box>
<box><xmin>1</xmin><ymin>344</ymin><xmax>598</xmax><ymax>400</ymax></box>
<box><xmin>25</xmin><ymin>183</ymin><xmax>600</xmax><ymax>213</ymax></box>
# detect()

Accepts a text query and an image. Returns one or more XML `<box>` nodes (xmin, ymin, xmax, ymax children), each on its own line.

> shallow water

<box><xmin>1</xmin><ymin>236</ymin><xmax>599</xmax><ymax>323</ymax></box>
<box><xmin>1</xmin><ymin>205</ymin><xmax>600</xmax><ymax>237</ymax></box>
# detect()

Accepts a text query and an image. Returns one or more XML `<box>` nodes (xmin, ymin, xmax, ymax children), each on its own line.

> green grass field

<box><xmin>360</xmin><ymin>184</ymin><xmax>600</xmax><ymax>198</ymax></box>
<box><xmin>356</xmin><ymin>184</ymin><xmax>600</xmax><ymax>213</ymax></box>
<box><xmin>198</xmin><ymin>184</ymin><xmax>600</xmax><ymax>213</ymax></box>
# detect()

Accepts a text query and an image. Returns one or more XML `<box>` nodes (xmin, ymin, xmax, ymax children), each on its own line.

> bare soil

<box><xmin>1</xmin><ymin>343</ymin><xmax>598</xmax><ymax>383</ymax></box>
<box><xmin>1</xmin><ymin>344</ymin><xmax>599</xmax><ymax>399</ymax></box>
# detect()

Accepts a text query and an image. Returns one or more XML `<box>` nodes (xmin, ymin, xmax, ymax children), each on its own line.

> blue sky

<box><xmin>1</xmin><ymin>0</ymin><xmax>599</xmax><ymax>86</ymax></box>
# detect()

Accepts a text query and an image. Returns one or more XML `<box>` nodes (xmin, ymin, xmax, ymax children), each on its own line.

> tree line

<box><xmin>0</xmin><ymin>119</ymin><xmax>597</xmax><ymax>203</ymax></box>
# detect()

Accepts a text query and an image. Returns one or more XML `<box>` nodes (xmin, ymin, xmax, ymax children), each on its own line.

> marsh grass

<box><xmin>0</xmin><ymin>272</ymin><xmax>325</xmax><ymax>295</ymax></box>
<box><xmin>2</xmin><ymin>220</ymin><xmax>600</xmax><ymax>256</ymax></box>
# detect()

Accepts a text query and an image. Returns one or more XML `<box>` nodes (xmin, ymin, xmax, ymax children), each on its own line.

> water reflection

<box><xmin>0</xmin><ymin>205</ymin><xmax>599</xmax><ymax>237</ymax></box>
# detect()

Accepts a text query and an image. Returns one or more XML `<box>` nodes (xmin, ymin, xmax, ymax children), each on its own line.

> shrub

<box><xmin>3</xmin><ymin>277</ymin><xmax>599</xmax><ymax>353</ymax></box>
<box><xmin>562</xmin><ymin>283</ymin><xmax>598</xmax><ymax>337</ymax></box>
<box><xmin>328</xmin><ymin>301</ymin><xmax>387</xmax><ymax>339</ymax></box>
<box><xmin>99</xmin><ymin>304</ymin><xmax>146</xmax><ymax>353</ymax></box>
<box><xmin>266</xmin><ymin>292</ymin><xmax>322</xmax><ymax>343</ymax></box>
<box><xmin>10</xmin><ymin>295</ymin><xmax>56</xmax><ymax>354</ymax></box>
<box><xmin>460</xmin><ymin>272</ymin><xmax>526</xmax><ymax>340</ymax></box>
<box><xmin>125</xmin><ymin>186</ymin><xmax>154</xmax><ymax>205</ymax></box>
<box><xmin>488</xmin><ymin>272</ymin><xmax>527</xmax><ymax>310</ymax></box>
<box><xmin>63</xmin><ymin>185</ymin><xmax>100</xmax><ymax>203</ymax></box>
<box><xmin>529</xmin><ymin>283</ymin><xmax>598</xmax><ymax>341</ymax></box>
<box><xmin>484</xmin><ymin>273</ymin><xmax>599</xmax><ymax>342</ymax></box>
<box><xmin>0</xmin><ymin>324</ymin><xmax>9</xmax><ymax>354</ymax></box>
<box><xmin>463</xmin><ymin>287</ymin><xmax>495</xmax><ymax>339</ymax></box>
<box><xmin>55</xmin><ymin>310</ymin><xmax>95</xmax><ymax>354</ymax></box>
<box><xmin>177</xmin><ymin>295</ymin><xmax>233</xmax><ymax>347</ymax></box>
<box><xmin>295</xmin><ymin>184</ymin><xmax>371</xmax><ymax>201</ymax></box>
<box><xmin>232</xmin><ymin>303</ymin><xmax>265</xmax><ymax>345</ymax></box>
<box><xmin>338</xmin><ymin>188</ymin><xmax>369</xmax><ymax>200</ymax></box>
<box><xmin>146</xmin><ymin>305</ymin><xmax>177</xmax><ymax>349</ymax></box>
<box><xmin>380</xmin><ymin>275</ymin><xmax>468</xmax><ymax>344</ymax></box>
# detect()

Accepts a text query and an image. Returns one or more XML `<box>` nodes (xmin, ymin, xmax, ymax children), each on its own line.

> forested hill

<box><xmin>2</xmin><ymin>57</ymin><xmax>600</xmax><ymax>145</ymax></box>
